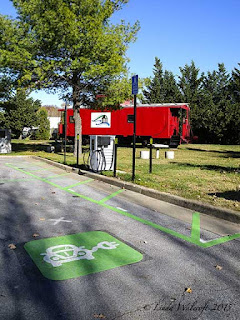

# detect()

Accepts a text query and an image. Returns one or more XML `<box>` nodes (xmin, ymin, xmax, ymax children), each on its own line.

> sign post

<box><xmin>149</xmin><ymin>138</ymin><xmax>153</xmax><ymax>173</ymax></box>
<box><xmin>132</xmin><ymin>75</ymin><xmax>138</xmax><ymax>181</ymax></box>
<box><xmin>64</xmin><ymin>100</ymin><xmax>67</xmax><ymax>164</ymax></box>
<box><xmin>77</xmin><ymin>134</ymin><xmax>80</xmax><ymax>168</ymax></box>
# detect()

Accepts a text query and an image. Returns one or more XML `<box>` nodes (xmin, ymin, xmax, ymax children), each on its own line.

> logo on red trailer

<box><xmin>91</xmin><ymin>112</ymin><xmax>111</xmax><ymax>128</ymax></box>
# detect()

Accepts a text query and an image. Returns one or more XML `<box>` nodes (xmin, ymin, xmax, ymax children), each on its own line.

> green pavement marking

<box><xmin>0</xmin><ymin>177</ymin><xmax>36</xmax><ymax>183</ymax></box>
<box><xmin>99</xmin><ymin>189</ymin><xmax>125</xmax><ymax>204</ymax></box>
<box><xmin>63</xmin><ymin>178</ymin><xmax>94</xmax><ymax>190</ymax></box>
<box><xmin>24</xmin><ymin>231</ymin><xmax>143</xmax><ymax>280</ymax></box>
<box><xmin>45</xmin><ymin>173</ymin><xmax>70</xmax><ymax>179</ymax></box>
<box><xmin>6</xmin><ymin>163</ymin><xmax>240</xmax><ymax>248</ymax></box>
<box><xmin>27</xmin><ymin>168</ymin><xmax>50</xmax><ymax>172</ymax></box>
<box><xmin>191</xmin><ymin>212</ymin><xmax>201</xmax><ymax>242</ymax></box>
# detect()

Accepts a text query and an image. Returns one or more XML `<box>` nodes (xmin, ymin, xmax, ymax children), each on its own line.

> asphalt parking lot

<box><xmin>0</xmin><ymin>157</ymin><xmax>239</xmax><ymax>320</ymax></box>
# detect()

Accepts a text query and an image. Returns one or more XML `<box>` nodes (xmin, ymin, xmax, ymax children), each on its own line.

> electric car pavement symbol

<box><xmin>41</xmin><ymin>241</ymin><xmax>119</xmax><ymax>267</ymax></box>
<box><xmin>24</xmin><ymin>231</ymin><xmax>143</xmax><ymax>280</ymax></box>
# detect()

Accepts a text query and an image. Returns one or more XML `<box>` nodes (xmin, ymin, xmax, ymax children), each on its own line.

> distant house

<box><xmin>43</xmin><ymin>106</ymin><xmax>61</xmax><ymax>138</ymax></box>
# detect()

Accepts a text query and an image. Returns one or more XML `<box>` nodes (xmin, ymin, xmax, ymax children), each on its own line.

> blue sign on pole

<box><xmin>132</xmin><ymin>75</ymin><xmax>138</xmax><ymax>95</ymax></box>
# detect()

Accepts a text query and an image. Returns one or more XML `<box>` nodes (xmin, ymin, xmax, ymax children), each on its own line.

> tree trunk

<box><xmin>74</xmin><ymin>107</ymin><xmax>82</xmax><ymax>157</ymax></box>
<box><xmin>72</xmin><ymin>83</ymin><xmax>82</xmax><ymax>158</ymax></box>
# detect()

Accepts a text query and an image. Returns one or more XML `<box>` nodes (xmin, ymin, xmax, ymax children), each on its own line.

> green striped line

<box><xmin>63</xmin><ymin>178</ymin><xmax>93</xmax><ymax>190</ymax></box>
<box><xmin>28</xmin><ymin>168</ymin><xmax>50</xmax><ymax>172</ymax></box>
<box><xmin>5</xmin><ymin>163</ymin><xmax>240</xmax><ymax>248</ymax></box>
<box><xmin>99</xmin><ymin>189</ymin><xmax>125</xmax><ymax>204</ymax></box>
<box><xmin>191</xmin><ymin>212</ymin><xmax>201</xmax><ymax>243</ymax></box>
<box><xmin>0</xmin><ymin>177</ymin><xmax>36</xmax><ymax>183</ymax></box>
<box><xmin>46</xmin><ymin>173</ymin><xmax>69</xmax><ymax>179</ymax></box>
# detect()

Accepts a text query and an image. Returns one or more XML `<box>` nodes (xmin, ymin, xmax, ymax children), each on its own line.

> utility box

<box><xmin>89</xmin><ymin>135</ymin><xmax>115</xmax><ymax>172</ymax></box>
<box><xmin>0</xmin><ymin>129</ymin><xmax>11</xmax><ymax>154</ymax></box>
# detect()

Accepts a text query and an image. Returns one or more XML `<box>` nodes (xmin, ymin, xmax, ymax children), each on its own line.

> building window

<box><xmin>127</xmin><ymin>115</ymin><xmax>134</xmax><ymax>123</ymax></box>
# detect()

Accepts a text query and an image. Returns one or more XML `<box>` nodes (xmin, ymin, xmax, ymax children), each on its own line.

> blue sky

<box><xmin>1</xmin><ymin>0</ymin><xmax>240</xmax><ymax>106</ymax></box>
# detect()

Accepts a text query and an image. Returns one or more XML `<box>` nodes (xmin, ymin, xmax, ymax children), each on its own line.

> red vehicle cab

<box><xmin>58</xmin><ymin>103</ymin><xmax>191</xmax><ymax>147</ymax></box>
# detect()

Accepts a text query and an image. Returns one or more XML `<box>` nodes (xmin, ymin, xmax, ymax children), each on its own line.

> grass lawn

<box><xmin>2</xmin><ymin>140</ymin><xmax>240</xmax><ymax>212</ymax></box>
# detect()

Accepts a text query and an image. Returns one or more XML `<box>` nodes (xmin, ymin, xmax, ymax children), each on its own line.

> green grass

<box><xmin>2</xmin><ymin>140</ymin><xmax>240</xmax><ymax>212</ymax></box>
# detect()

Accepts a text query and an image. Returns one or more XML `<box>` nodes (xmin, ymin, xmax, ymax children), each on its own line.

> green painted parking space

<box><xmin>6</xmin><ymin>162</ymin><xmax>240</xmax><ymax>248</ymax></box>
<box><xmin>24</xmin><ymin>231</ymin><xmax>143</xmax><ymax>280</ymax></box>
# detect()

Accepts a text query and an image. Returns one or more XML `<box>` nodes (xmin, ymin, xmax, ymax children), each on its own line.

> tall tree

<box><xmin>142</xmin><ymin>57</ymin><xmax>181</xmax><ymax>103</ymax></box>
<box><xmin>231</xmin><ymin>63</ymin><xmax>240</xmax><ymax>103</ymax></box>
<box><xmin>35</xmin><ymin>107</ymin><xmax>50</xmax><ymax>140</ymax></box>
<box><xmin>2</xmin><ymin>90</ymin><xmax>41</xmax><ymax>138</ymax></box>
<box><xmin>198</xmin><ymin>63</ymin><xmax>240</xmax><ymax>144</ymax></box>
<box><xmin>178</xmin><ymin>61</ymin><xmax>204</xmax><ymax>132</ymax></box>
<box><xmin>143</xmin><ymin>58</ymin><xmax>165</xmax><ymax>103</ymax></box>
<box><xmin>2</xmin><ymin>0</ymin><xmax>139</xmax><ymax>155</ymax></box>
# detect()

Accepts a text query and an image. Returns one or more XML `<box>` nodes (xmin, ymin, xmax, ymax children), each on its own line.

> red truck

<box><xmin>58</xmin><ymin>103</ymin><xmax>192</xmax><ymax>147</ymax></box>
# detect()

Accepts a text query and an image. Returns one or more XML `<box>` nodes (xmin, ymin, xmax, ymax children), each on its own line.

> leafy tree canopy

<box><xmin>1</xmin><ymin>0</ymin><xmax>139</xmax><ymax>153</ymax></box>
<box><xmin>3</xmin><ymin>0</ymin><xmax>140</xmax><ymax>108</ymax></box>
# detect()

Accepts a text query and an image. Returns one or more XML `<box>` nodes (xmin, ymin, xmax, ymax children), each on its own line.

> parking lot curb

<box><xmin>31</xmin><ymin>156</ymin><xmax>240</xmax><ymax>224</ymax></box>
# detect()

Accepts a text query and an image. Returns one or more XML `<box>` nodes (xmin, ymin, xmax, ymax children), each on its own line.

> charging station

<box><xmin>89</xmin><ymin>135</ymin><xmax>115</xmax><ymax>172</ymax></box>
<box><xmin>0</xmin><ymin>129</ymin><xmax>11</xmax><ymax>154</ymax></box>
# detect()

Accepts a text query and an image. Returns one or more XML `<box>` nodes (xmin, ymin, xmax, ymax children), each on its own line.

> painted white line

<box><xmin>48</xmin><ymin>217</ymin><xmax>72</xmax><ymax>225</ymax></box>
<box><xmin>116</xmin><ymin>207</ymin><xmax>128</xmax><ymax>212</ymax></box>
<box><xmin>200</xmin><ymin>237</ymin><xmax>219</xmax><ymax>243</ymax></box>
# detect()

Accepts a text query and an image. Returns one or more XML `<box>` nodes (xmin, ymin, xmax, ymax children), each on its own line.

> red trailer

<box><xmin>58</xmin><ymin>103</ymin><xmax>191</xmax><ymax>147</ymax></box>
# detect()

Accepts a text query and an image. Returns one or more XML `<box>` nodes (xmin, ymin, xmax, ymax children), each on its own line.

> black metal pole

<box><xmin>149</xmin><ymin>140</ymin><xmax>153</xmax><ymax>173</ymax></box>
<box><xmin>64</xmin><ymin>101</ymin><xmax>67</xmax><ymax>164</ymax></box>
<box><xmin>77</xmin><ymin>133</ymin><xmax>79</xmax><ymax>168</ymax></box>
<box><xmin>113</xmin><ymin>137</ymin><xmax>118</xmax><ymax>177</ymax></box>
<box><xmin>132</xmin><ymin>94</ymin><xmax>137</xmax><ymax>181</ymax></box>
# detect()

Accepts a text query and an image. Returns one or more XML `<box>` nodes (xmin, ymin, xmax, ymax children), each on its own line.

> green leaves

<box><xmin>5</xmin><ymin>0</ymin><xmax>139</xmax><ymax>110</ymax></box>
<box><xmin>35</xmin><ymin>108</ymin><xmax>50</xmax><ymax>140</ymax></box>
<box><xmin>142</xmin><ymin>58</ymin><xmax>240</xmax><ymax>144</ymax></box>
<box><xmin>143</xmin><ymin>57</ymin><xmax>181</xmax><ymax>103</ymax></box>
<box><xmin>1</xmin><ymin>90</ymin><xmax>41</xmax><ymax>138</ymax></box>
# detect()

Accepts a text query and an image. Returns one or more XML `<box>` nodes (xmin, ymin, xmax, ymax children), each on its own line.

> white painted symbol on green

<box><xmin>41</xmin><ymin>241</ymin><xmax>119</xmax><ymax>267</ymax></box>
<box><xmin>48</xmin><ymin>217</ymin><xmax>72</xmax><ymax>225</ymax></box>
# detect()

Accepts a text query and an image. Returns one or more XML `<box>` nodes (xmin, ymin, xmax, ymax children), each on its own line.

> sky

<box><xmin>1</xmin><ymin>0</ymin><xmax>240</xmax><ymax>107</ymax></box>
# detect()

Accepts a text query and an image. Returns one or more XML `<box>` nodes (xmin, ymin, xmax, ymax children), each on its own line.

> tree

<box><xmin>35</xmin><ymin>107</ymin><xmax>50</xmax><ymax>140</ymax></box>
<box><xmin>197</xmin><ymin>63</ymin><xmax>240</xmax><ymax>144</ymax></box>
<box><xmin>3</xmin><ymin>0</ymin><xmax>139</xmax><ymax>155</ymax></box>
<box><xmin>230</xmin><ymin>63</ymin><xmax>240</xmax><ymax>144</ymax></box>
<box><xmin>178</xmin><ymin>61</ymin><xmax>204</xmax><ymax>134</ymax></box>
<box><xmin>0</xmin><ymin>109</ymin><xmax>5</xmax><ymax>127</ymax></box>
<box><xmin>142</xmin><ymin>58</ymin><xmax>165</xmax><ymax>103</ymax></box>
<box><xmin>93</xmin><ymin>74</ymin><xmax>133</xmax><ymax>110</ymax></box>
<box><xmin>0</xmin><ymin>14</ymin><xmax>35</xmax><ymax>90</ymax></box>
<box><xmin>2</xmin><ymin>90</ymin><xmax>41</xmax><ymax>138</ymax></box>
<box><xmin>142</xmin><ymin>57</ymin><xmax>181</xmax><ymax>103</ymax></box>
<box><xmin>231</xmin><ymin>63</ymin><xmax>240</xmax><ymax>103</ymax></box>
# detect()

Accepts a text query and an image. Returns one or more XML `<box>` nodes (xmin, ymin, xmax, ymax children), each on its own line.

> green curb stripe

<box><xmin>99</xmin><ymin>189</ymin><xmax>125</xmax><ymax>204</ymax></box>
<box><xmin>6</xmin><ymin>163</ymin><xmax>240</xmax><ymax>248</ymax></box>
<box><xmin>63</xmin><ymin>178</ymin><xmax>94</xmax><ymax>190</ymax></box>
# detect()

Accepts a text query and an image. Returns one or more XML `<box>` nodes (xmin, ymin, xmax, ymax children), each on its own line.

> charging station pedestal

<box><xmin>0</xmin><ymin>129</ymin><xmax>11</xmax><ymax>154</ymax></box>
<box><xmin>89</xmin><ymin>135</ymin><xmax>115</xmax><ymax>172</ymax></box>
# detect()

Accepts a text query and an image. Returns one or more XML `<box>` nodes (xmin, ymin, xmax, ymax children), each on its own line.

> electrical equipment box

<box><xmin>89</xmin><ymin>135</ymin><xmax>115</xmax><ymax>172</ymax></box>
<box><xmin>0</xmin><ymin>129</ymin><xmax>11</xmax><ymax>154</ymax></box>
